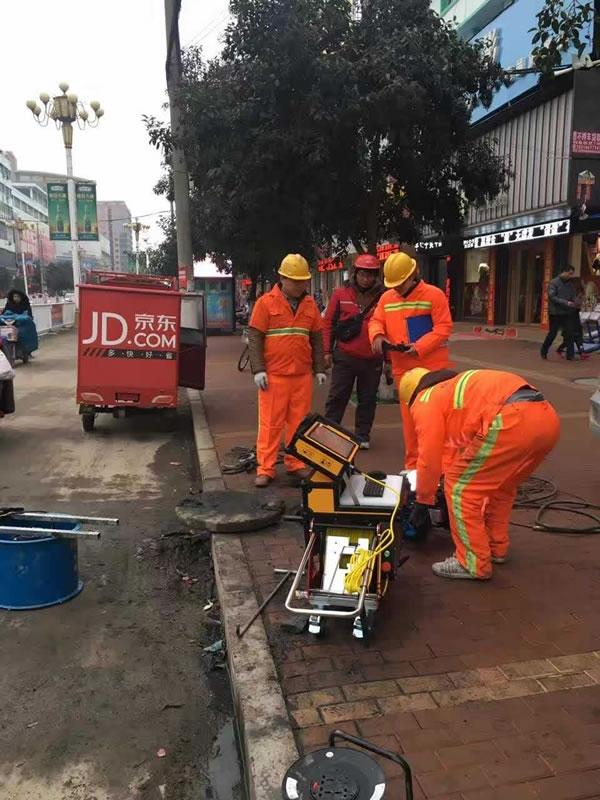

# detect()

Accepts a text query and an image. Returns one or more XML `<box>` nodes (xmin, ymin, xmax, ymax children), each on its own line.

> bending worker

<box><xmin>400</xmin><ymin>368</ymin><xmax>560</xmax><ymax>580</ymax></box>
<box><xmin>369</xmin><ymin>251</ymin><xmax>452</xmax><ymax>468</ymax></box>
<box><xmin>248</xmin><ymin>254</ymin><xmax>327</xmax><ymax>488</ymax></box>
<box><xmin>323</xmin><ymin>253</ymin><xmax>383</xmax><ymax>449</ymax></box>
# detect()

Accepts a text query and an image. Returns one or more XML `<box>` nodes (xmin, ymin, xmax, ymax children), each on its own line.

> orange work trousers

<box><xmin>444</xmin><ymin>400</ymin><xmax>560</xmax><ymax>578</ymax></box>
<box><xmin>399</xmin><ymin>399</ymin><xmax>418</xmax><ymax>469</ymax></box>
<box><xmin>257</xmin><ymin>372</ymin><xmax>313</xmax><ymax>478</ymax></box>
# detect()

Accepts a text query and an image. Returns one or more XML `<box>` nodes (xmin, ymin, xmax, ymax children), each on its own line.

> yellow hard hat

<box><xmin>279</xmin><ymin>253</ymin><xmax>311</xmax><ymax>281</ymax></box>
<box><xmin>384</xmin><ymin>251</ymin><xmax>417</xmax><ymax>288</ymax></box>
<box><xmin>399</xmin><ymin>367</ymin><xmax>430</xmax><ymax>405</ymax></box>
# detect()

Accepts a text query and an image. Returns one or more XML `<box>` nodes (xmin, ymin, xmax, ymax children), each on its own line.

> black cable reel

<box><xmin>282</xmin><ymin>730</ymin><xmax>413</xmax><ymax>799</ymax></box>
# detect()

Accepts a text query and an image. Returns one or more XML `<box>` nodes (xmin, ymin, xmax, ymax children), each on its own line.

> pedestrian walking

<box><xmin>322</xmin><ymin>254</ymin><xmax>384</xmax><ymax>449</ymax></box>
<box><xmin>540</xmin><ymin>266</ymin><xmax>577</xmax><ymax>360</ymax></box>
<box><xmin>369</xmin><ymin>251</ymin><xmax>453</xmax><ymax>469</ymax></box>
<box><xmin>399</xmin><ymin>367</ymin><xmax>560</xmax><ymax>580</ymax></box>
<box><xmin>248</xmin><ymin>253</ymin><xmax>327</xmax><ymax>488</ymax></box>
<box><xmin>557</xmin><ymin>278</ymin><xmax>588</xmax><ymax>359</ymax></box>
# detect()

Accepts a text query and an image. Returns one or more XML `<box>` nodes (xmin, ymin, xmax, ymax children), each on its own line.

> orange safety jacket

<box><xmin>410</xmin><ymin>370</ymin><xmax>534</xmax><ymax>504</ymax></box>
<box><xmin>249</xmin><ymin>284</ymin><xmax>323</xmax><ymax>376</ymax></box>
<box><xmin>368</xmin><ymin>280</ymin><xmax>453</xmax><ymax>376</ymax></box>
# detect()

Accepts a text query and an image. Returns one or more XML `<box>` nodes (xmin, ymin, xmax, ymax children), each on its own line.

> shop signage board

<box><xmin>317</xmin><ymin>257</ymin><xmax>344</xmax><ymax>272</ymax></box>
<box><xmin>47</xmin><ymin>183</ymin><xmax>70</xmax><ymax>241</ymax></box>
<box><xmin>572</xmin><ymin>131</ymin><xmax>600</xmax><ymax>155</ymax></box>
<box><xmin>415</xmin><ymin>241</ymin><xmax>443</xmax><ymax>251</ymax></box>
<box><xmin>570</xmin><ymin>71</ymin><xmax>600</xmax><ymax>217</ymax></box>
<box><xmin>464</xmin><ymin>219</ymin><xmax>570</xmax><ymax>250</ymax></box>
<box><xmin>76</xmin><ymin>183</ymin><xmax>99</xmax><ymax>241</ymax></box>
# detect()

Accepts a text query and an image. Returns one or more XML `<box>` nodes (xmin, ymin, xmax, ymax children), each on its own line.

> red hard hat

<box><xmin>354</xmin><ymin>254</ymin><xmax>381</xmax><ymax>270</ymax></box>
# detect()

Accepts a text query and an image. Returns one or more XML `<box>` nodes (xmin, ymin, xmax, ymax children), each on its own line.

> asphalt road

<box><xmin>0</xmin><ymin>332</ymin><xmax>243</xmax><ymax>800</ymax></box>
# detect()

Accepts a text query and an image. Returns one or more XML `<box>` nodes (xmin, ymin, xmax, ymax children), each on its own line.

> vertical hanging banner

<box><xmin>76</xmin><ymin>183</ymin><xmax>99</xmax><ymax>241</ymax></box>
<box><xmin>47</xmin><ymin>183</ymin><xmax>70</xmax><ymax>241</ymax></box>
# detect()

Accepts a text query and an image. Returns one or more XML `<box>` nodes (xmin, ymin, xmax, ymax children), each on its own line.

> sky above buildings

<box><xmin>2</xmin><ymin>0</ymin><xmax>230</xmax><ymax>244</ymax></box>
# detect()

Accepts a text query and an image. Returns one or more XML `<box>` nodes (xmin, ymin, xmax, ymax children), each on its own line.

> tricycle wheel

<box><xmin>82</xmin><ymin>413</ymin><xmax>96</xmax><ymax>433</ymax></box>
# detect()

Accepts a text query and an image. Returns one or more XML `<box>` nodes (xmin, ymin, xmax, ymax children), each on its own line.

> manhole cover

<box><xmin>176</xmin><ymin>491</ymin><xmax>285</xmax><ymax>533</ymax></box>
<box><xmin>574</xmin><ymin>377</ymin><xmax>599</xmax><ymax>387</ymax></box>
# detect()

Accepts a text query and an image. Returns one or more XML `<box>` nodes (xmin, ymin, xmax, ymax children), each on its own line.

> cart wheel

<box><xmin>82</xmin><ymin>413</ymin><xmax>96</xmax><ymax>433</ymax></box>
<box><xmin>237</xmin><ymin>345</ymin><xmax>250</xmax><ymax>372</ymax></box>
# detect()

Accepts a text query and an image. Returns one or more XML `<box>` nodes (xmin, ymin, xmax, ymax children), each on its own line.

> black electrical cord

<box><xmin>512</xmin><ymin>477</ymin><xmax>600</xmax><ymax>535</ymax></box>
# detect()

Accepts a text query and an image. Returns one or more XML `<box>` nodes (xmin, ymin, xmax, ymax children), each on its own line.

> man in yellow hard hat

<box><xmin>368</xmin><ymin>250</ymin><xmax>453</xmax><ymax>468</ymax></box>
<box><xmin>248</xmin><ymin>254</ymin><xmax>327</xmax><ymax>487</ymax></box>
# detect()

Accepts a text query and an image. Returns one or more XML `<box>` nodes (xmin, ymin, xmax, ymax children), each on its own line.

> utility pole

<box><xmin>164</xmin><ymin>0</ymin><xmax>194</xmax><ymax>290</ymax></box>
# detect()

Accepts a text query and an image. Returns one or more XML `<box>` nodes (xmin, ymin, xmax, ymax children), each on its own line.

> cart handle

<box><xmin>328</xmin><ymin>729</ymin><xmax>413</xmax><ymax>800</ymax></box>
<box><xmin>284</xmin><ymin>532</ymin><xmax>375</xmax><ymax>620</ymax></box>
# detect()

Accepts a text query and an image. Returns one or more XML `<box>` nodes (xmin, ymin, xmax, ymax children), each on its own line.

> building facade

<box><xmin>97</xmin><ymin>201</ymin><xmax>133</xmax><ymax>271</ymax></box>
<box><xmin>0</xmin><ymin>150</ymin><xmax>55</xmax><ymax>292</ymax></box>
<box><xmin>422</xmin><ymin>0</ymin><xmax>600</xmax><ymax>328</ymax></box>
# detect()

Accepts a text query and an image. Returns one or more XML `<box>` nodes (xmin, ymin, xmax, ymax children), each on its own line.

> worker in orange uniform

<box><xmin>248</xmin><ymin>254</ymin><xmax>327</xmax><ymax>488</ymax></box>
<box><xmin>369</xmin><ymin>251</ymin><xmax>453</xmax><ymax>468</ymax></box>
<box><xmin>399</xmin><ymin>367</ymin><xmax>560</xmax><ymax>580</ymax></box>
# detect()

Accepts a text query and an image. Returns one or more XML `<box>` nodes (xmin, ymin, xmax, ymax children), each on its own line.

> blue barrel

<box><xmin>0</xmin><ymin>515</ymin><xmax>83</xmax><ymax>610</ymax></box>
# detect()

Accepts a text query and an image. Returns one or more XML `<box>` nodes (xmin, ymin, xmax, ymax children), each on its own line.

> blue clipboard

<box><xmin>406</xmin><ymin>314</ymin><xmax>433</xmax><ymax>343</ymax></box>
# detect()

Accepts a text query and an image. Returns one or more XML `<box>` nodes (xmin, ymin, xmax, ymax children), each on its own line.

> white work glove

<box><xmin>316</xmin><ymin>373</ymin><xmax>327</xmax><ymax>386</ymax></box>
<box><xmin>254</xmin><ymin>371</ymin><xmax>268</xmax><ymax>390</ymax></box>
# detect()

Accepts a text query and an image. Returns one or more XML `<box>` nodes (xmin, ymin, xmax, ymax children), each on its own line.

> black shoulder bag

<box><xmin>334</xmin><ymin>296</ymin><xmax>380</xmax><ymax>343</ymax></box>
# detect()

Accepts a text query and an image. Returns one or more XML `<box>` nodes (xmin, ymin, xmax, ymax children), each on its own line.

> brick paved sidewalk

<box><xmin>204</xmin><ymin>333</ymin><xmax>600</xmax><ymax>799</ymax></box>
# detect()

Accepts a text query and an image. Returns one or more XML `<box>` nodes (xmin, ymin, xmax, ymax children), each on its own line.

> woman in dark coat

<box><xmin>2</xmin><ymin>288</ymin><xmax>33</xmax><ymax>317</ymax></box>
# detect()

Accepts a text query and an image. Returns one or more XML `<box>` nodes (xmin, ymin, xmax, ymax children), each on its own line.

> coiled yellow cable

<box><xmin>343</xmin><ymin>472</ymin><xmax>402</xmax><ymax>595</ymax></box>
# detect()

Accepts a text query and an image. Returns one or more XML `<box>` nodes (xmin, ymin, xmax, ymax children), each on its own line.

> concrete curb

<box><xmin>187</xmin><ymin>389</ymin><xmax>299</xmax><ymax>800</ymax></box>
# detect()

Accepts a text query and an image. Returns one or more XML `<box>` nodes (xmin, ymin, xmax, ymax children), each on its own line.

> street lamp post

<box><xmin>26</xmin><ymin>82</ymin><xmax>104</xmax><ymax>305</ymax></box>
<box><xmin>124</xmin><ymin>218</ymin><xmax>151</xmax><ymax>275</ymax></box>
<box><xmin>6</xmin><ymin>218</ymin><xmax>35</xmax><ymax>297</ymax></box>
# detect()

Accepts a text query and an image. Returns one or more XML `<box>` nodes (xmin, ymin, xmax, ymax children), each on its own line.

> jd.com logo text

<box><xmin>82</xmin><ymin>312</ymin><xmax>177</xmax><ymax>350</ymax></box>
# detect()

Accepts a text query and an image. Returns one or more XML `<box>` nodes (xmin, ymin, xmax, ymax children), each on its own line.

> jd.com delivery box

<box><xmin>76</xmin><ymin>272</ymin><xmax>205</xmax><ymax>432</ymax></box>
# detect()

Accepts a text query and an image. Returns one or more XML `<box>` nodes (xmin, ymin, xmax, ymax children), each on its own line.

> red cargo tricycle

<box><xmin>76</xmin><ymin>272</ymin><xmax>206</xmax><ymax>432</ymax></box>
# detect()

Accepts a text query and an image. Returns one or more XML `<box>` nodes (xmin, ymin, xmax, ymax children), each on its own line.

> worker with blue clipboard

<box><xmin>369</xmin><ymin>251</ymin><xmax>453</xmax><ymax>469</ymax></box>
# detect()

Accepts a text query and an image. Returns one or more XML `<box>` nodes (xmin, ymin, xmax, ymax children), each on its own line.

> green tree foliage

<box><xmin>45</xmin><ymin>263</ymin><xmax>73</xmax><ymax>295</ymax></box>
<box><xmin>146</xmin><ymin>216</ymin><xmax>178</xmax><ymax>277</ymax></box>
<box><xmin>147</xmin><ymin>0</ymin><xmax>508</xmax><ymax>269</ymax></box>
<box><xmin>530</xmin><ymin>1</ymin><xmax>599</xmax><ymax>74</ymax></box>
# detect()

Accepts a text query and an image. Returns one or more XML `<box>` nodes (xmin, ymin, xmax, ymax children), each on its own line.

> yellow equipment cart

<box><xmin>284</xmin><ymin>414</ymin><xmax>411</xmax><ymax>642</ymax></box>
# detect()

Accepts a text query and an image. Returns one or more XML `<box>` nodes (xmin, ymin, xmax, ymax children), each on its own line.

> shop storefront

<box><xmin>463</xmin><ymin>219</ymin><xmax>571</xmax><ymax>327</ymax></box>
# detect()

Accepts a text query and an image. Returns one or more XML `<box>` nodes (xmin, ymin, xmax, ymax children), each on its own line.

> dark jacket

<box><xmin>547</xmin><ymin>276</ymin><xmax>576</xmax><ymax>316</ymax></box>
<box><xmin>323</xmin><ymin>280</ymin><xmax>383</xmax><ymax>361</ymax></box>
<box><xmin>2</xmin><ymin>289</ymin><xmax>33</xmax><ymax>318</ymax></box>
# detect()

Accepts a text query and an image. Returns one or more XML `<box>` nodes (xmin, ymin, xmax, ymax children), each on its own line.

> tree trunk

<box><xmin>366</xmin><ymin>134</ymin><xmax>382</xmax><ymax>255</ymax></box>
<box><xmin>366</xmin><ymin>199</ymin><xmax>378</xmax><ymax>255</ymax></box>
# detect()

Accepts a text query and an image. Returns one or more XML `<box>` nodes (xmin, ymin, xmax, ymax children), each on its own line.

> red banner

<box><xmin>317</xmin><ymin>257</ymin><xmax>344</xmax><ymax>273</ymax></box>
<box><xmin>376</xmin><ymin>242</ymin><xmax>400</xmax><ymax>260</ymax></box>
